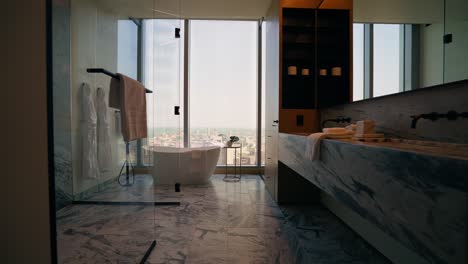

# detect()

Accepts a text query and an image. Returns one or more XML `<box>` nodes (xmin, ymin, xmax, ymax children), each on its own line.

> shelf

<box><xmin>283</xmin><ymin>41</ymin><xmax>316</xmax><ymax>47</ymax></box>
<box><xmin>283</xmin><ymin>57</ymin><xmax>315</xmax><ymax>63</ymax></box>
<box><xmin>283</xmin><ymin>24</ymin><xmax>314</xmax><ymax>29</ymax></box>
<box><xmin>280</xmin><ymin>8</ymin><xmax>350</xmax><ymax>110</ymax></box>
<box><xmin>282</xmin><ymin>26</ymin><xmax>315</xmax><ymax>34</ymax></box>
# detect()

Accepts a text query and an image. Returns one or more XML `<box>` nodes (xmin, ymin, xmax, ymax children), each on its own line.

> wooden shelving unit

<box><xmin>277</xmin><ymin>1</ymin><xmax>352</xmax><ymax>134</ymax></box>
<box><xmin>263</xmin><ymin>0</ymin><xmax>352</xmax><ymax>201</ymax></box>
<box><xmin>316</xmin><ymin>9</ymin><xmax>351</xmax><ymax>108</ymax></box>
<box><xmin>282</xmin><ymin>8</ymin><xmax>316</xmax><ymax>110</ymax></box>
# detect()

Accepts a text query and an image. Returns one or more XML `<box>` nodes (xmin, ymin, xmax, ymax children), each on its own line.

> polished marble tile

<box><xmin>57</xmin><ymin>174</ymin><xmax>390</xmax><ymax>264</ymax></box>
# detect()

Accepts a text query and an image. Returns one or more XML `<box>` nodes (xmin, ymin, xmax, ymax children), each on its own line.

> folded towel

<box><xmin>323</xmin><ymin>127</ymin><xmax>347</xmax><ymax>134</ymax></box>
<box><xmin>356</xmin><ymin>120</ymin><xmax>375</xmax><ymax>135</ymax></box>
<box><xmin>119</xmin><ymin>73</ymin><xmax>148</xmax><ymax>141</ymax></box>
<box><xmin>305</xmin><ymin>133</ymin><xmax>328</xmax><ymax>161</ymax></box>
<box><xmin>345</xmin><ymin>124</ymin><xmax>356</xmax><ymax>133</ymax></box>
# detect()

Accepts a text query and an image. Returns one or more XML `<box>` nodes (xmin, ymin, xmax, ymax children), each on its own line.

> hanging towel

<box><xmin>305</xmin><ymin>133</ymin><xmax>328</xmax><ymax>161</ymax></box>
<box><xmin>96</xmin><ymin>88</ymin><xmax>112</xmax><ymax>172</ymax></box>
<box><xmin>109</xmin><ymin>77</ymin><xmax>121</xmax><ymax>109</ymax></box>
<box><xmin>117</xmin><ymin>73</ymin><xmax>148</xmax><ymax>141</ymax></box>
<box><xmin>80</xmin><ymin>83</ymin><xmax>99</xmax><ymax>179</ymax></box>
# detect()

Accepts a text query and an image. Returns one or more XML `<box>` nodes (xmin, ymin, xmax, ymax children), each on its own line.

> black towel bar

<box><xmin>86</xmin><ymin>68</ymin><xmax>153</xmax><ymax>93</ymax></box>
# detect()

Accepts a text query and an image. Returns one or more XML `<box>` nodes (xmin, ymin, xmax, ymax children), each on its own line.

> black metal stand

<box><xmin>72</xmin><ymin>201</ymin><xmax>181</xmax><ymax>206</ymax></box>
<box><xmin>118</xmin><ymin>142</ymin><xmax>135</xmax><ymax>186</ymax></box>
<box><xmin>223</xmin><ymin>144</ymin><xmax>242</xmax><ymax>182</ymax></box>
<box><xmin>139</xmin><ymin>240</ymin><xmax>157</xmax><ymax>264</ymax></box>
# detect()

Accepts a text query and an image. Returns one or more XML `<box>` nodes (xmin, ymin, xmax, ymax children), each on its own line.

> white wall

<box><xmin>71</xmin><ymin>0</ymin><xmax>125</xmax><ymax>195</ymax></box>
<box><xmin>419</xmin><ymin>23</ymin><xmax>444</xmax><ymax>87</ymax></box>
<box><xmin>444</xmin><ymin>0</ymin><xmax>468</xmax><ymax>83</ymax></box>
<box><xmin>95</xmin><ymin>0</ymin><xmax>272</xmax><ymax>19</ymax></box>
<box><xmin>354</xmin><ymin>0</ymin><xmax>444</xmax><ymax>24</ymax></box>
<box><xmin>6</xmin><ymin>0</ymin><xmax>52</xmax><ymax>262</ymax></box>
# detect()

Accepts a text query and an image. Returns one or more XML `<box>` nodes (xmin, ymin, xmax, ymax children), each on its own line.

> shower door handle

<box><xmin>174</xmin><ymin>106</ymin><xmax>180</xmax><ymax>115</ymax></box>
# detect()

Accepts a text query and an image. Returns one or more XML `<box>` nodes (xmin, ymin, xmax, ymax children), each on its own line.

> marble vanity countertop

<box><xmin>336</xmin><ymin>138</ymin><xmax>468</xmax><ymax>161</ymax></box>
<box><xmin>279</xmin><ymin>133</ymin><xmax>467</xmax><ymax>264</ymax></box>
<box><xmin>289</xmin><ymin>132</ymin><xmax>468</xmax><ymax>161</ymax></box>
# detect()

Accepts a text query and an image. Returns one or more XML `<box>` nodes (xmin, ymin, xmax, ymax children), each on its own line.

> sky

<box><xmin>353</xmin><ymin>23</ymin><xmax>401</xmax><ymax>101</ymax></box>
<box><xmin>119</xmin><ymin>20</ymin><xmax>401</xmax><ymax>128</ymax></box>
<box><xmin>130</xmin><ymin>19</ymin><xmax>258</xmax><ymax>130</ymax></box>
<box><xmin>189</xmin><ymin>20</ymin><xmax>257</xmax><ymax>129</ymax></box>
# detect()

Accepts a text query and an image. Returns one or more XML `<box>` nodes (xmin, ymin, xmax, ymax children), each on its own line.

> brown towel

<box><xmin>109</xmin><ymin>77</ymin><xmax>121</xmax><ymax>109</ymax></box>
<box><xmin>117</xmin><ymin>73</ymin><xmax>148</xmax><ymax>141</ymax></box>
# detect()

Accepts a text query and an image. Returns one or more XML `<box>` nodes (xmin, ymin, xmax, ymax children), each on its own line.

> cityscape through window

<box><xmin>189</xmin><ymin>20</ymin><xmax>258</xmax><ymax>166</ymax></box>
<box><xmin>142</xmin><ymin>20</ymin><xmax>259</xmax><ymax>166</ymax></box>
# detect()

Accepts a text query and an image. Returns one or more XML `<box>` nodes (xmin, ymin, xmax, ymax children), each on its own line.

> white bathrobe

<box><xmin>96</xmin><ymin>88</ymin><xmax>112</xmax><ymax>172</ymax></box>
<box><xmin>81</xmin><ymin>83</ymin><xmax>99</xmax><ymax>179</ymax></box>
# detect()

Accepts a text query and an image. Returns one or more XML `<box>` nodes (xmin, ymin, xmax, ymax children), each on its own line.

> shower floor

<box><xmin>56</xmin><ymin>175</ymin><xmax>390</xmax><ymax>264</ymax></box>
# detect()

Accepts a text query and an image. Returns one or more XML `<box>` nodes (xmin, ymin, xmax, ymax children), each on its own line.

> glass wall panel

<box><xmin>54</xmin><ymin>1</ymin><xmax>157</xmax><ymax>262</ymax></box>
<box><xmin>142</xmin><ymin>19</ymin><xmax>184</xmax><ymax>166</ymax></box>
<box><xmin>189</xmin><ymin>20</ymin><xmax>258</xmax><ymax>166</ymax></box>
<box><xmin>117</xmin><ymin>20</ymin><xmax>139</xmax><ymax>168</ymax></box>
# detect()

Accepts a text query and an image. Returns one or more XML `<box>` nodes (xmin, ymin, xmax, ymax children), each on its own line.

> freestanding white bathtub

<box><xmin>148</xmin><ymin>146</ymin><xmax>221</xmax><ymax>185</ymax></box>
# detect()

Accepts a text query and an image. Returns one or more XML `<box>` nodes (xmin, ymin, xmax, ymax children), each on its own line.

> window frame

<box><xmin>137</xmin><ymin>18</ymin><xmax>264</xmax><ymax>168</ymax></box>
<box><xmin>355</xmin><ymin>23</ymin><xmax>418</xmax><ymax>101</ymax></box>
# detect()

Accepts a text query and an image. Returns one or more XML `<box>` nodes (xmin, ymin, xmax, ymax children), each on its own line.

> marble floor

<box><xmin>56</xmin><ymin>175</ymin><xmax>390</xmax><ymax>264</ymax></box>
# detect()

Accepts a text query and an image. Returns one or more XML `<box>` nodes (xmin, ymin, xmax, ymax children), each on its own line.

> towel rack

<box><xmin>86</xmin><ymin>68</ymin><xmax>153</xmax><ymax>93</ymax></box>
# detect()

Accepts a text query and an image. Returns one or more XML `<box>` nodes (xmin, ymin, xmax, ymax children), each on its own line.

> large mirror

<box><xmin>352</xmin><ymin>0</ymin><xmax>468</xmax><ymax>102</ymax></box>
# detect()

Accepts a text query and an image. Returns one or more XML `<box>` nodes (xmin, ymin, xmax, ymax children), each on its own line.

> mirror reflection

<box><xmin>352</xmin><ymin>0</ymin><xmax>468</xmax><ymax>102</ymax></box>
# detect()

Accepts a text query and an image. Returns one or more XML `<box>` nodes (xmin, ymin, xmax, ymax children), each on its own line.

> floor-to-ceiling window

<box><xmin>373</xmin><ymin>24</ymin><xmax>401</xmax><ymax>97</ymax></box>
<box><xmin>353</xmin><ymin>23</ymin><xmax>364</xmax><ymax>101</ymax></box>
<box><xmin>188</xmin><ymin>20</ymin><xmax>258</xmax><ymax>166</ymax></box>
<box><xmin>261</xmin><ymin>21</ymin><xmax>266</xmax><ymax>166</ymax></box>
<box><xmin>353</xmin><ymin>23</ymin><xmax>404</xmax><ymax>100</ymax></box>
<box><xmin>139</xmin><ymin>19</ymin><xmax>260</xmax><ymax>167</ymax></box>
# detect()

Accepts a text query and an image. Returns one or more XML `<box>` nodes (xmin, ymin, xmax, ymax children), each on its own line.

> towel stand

<box><xmin>86</xmin><ymin>68</ymin><xmax>153</xmax><ymax>93</ymax></box>
<box><xmin>87</xmin><ymin>69</ymin><xmax>177</xmax><ymax>264</ymax></box>
<box><xmin>118</xmin><ymin>142</ymin><xmax>135</xmax><ymax>186</ymax></box>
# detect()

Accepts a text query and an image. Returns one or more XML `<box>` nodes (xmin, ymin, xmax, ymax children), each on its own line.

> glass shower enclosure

<box><xmin>51</xmin><ymin>0</ymin><xmax>183</xmax><ymax>262</ymax></box>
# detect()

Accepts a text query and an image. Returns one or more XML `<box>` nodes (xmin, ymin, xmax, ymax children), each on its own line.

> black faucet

<box><xmin>410</xmin><ymin>110</ymin><xmax>468</xmax><ymax>128</ymax></box>
<box><xmin>321</xmin><ymin>117</ymin><xmax>352</xmax><ymax>128</ymax></box>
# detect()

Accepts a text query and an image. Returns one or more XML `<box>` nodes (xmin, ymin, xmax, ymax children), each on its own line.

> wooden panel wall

<box><xmin>6</xmin><ymin>0</ymin><xmax>53</xmax><ymax>263</ymax></box>
<box><xmin>281</xmin><ymin>0</ymin><xmax>322</xmax><ymax>8</ymax></box>
<box><xmin>319</xmin><ymin>0</ymin><xmax>353</xmax><ymax>9</ymax></box>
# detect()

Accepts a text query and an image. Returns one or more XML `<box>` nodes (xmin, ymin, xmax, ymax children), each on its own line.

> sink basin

<box><xmin>348</xmin><ymin>138</ymin><xmax>468</xmax><ymax>160</ymax></box>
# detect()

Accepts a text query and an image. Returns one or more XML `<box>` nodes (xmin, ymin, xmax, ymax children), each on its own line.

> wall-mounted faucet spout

<box><xmin>410</xmin><ymin>110</ymin><xmax>468</xmax><ymax>128</ymax></box>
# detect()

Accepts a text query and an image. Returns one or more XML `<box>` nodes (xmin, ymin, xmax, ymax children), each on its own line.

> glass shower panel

<box><xmin>143</xmin><ymin>0</ymin><xmax>184</xmax><ymax>190</ymax></box>
<box><xmin>54</xmin><ymin>0</ymin><xmax>156</xmax><ymax>263</ymax></box>
<box><xmin>142</xmin><ymin>19</ymin><xmax>184</xmax><ymax>167</ymax></box>
<box><xmin>144</xmin><ymin>1</ymin><xmax>185</xmax><ymax>262</ymax></box>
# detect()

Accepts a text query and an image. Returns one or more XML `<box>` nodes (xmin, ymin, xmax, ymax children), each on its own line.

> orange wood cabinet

<box><xmin>268</xmin><ymin>0</ymin><xmax>353</xmax><ymax>134</ymax></box>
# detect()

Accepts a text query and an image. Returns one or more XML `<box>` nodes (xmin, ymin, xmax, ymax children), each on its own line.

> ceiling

<box><xmin>94</xmin><ymin>0</ymin><xmax>444</xmax><ymax>24</ymax></box>
<box><xmin>97</xmin><ymin>0</ymin><xmax>272</xmax><ymax>20</ymax></box>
